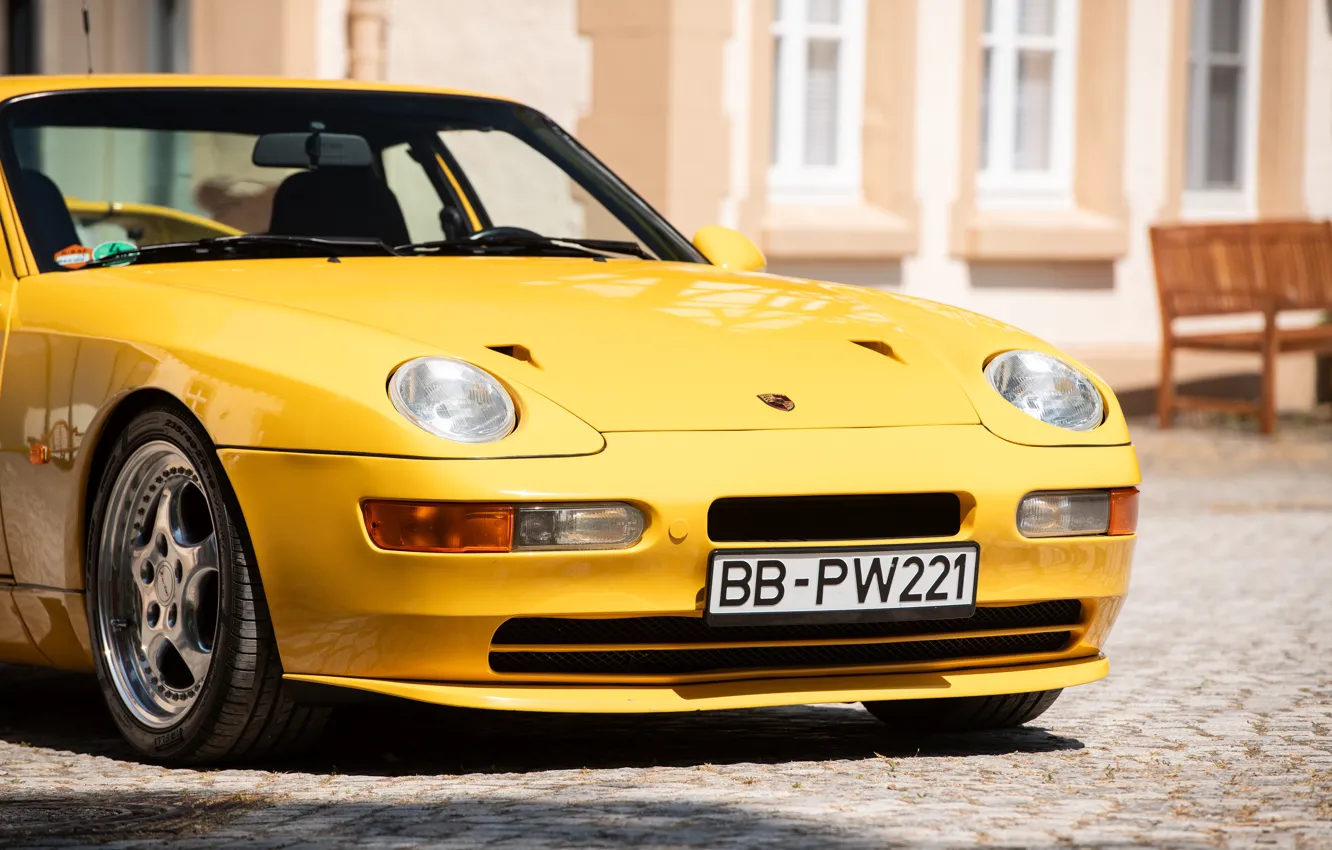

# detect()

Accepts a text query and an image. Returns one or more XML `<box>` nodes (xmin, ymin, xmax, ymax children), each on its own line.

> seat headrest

<box><xmin>19</xmin><ymin>170</ymin><xmax>80</xmax><ymax>264</ymax></box>
<box><xmin>268</xmin><ymin>168</ymin><xmax>410</xmax><ymax>246</ymax></box>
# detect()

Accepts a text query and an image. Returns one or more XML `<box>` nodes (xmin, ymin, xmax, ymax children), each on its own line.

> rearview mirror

<box><xmin>692</xmin><ymin>225</ymin><xmax>766</xmax><ymax>273</ymax></box>
<box><xmin>252</xmin><ymin>129</ymin><xmax>373</xmax><ymax>169</ymax></box>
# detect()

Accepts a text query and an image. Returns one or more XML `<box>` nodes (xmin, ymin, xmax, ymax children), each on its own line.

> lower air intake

<box><xmin>490</xmin><ymin>630</ymin><xmax>1073</xmax><ymax>676</ymax></box>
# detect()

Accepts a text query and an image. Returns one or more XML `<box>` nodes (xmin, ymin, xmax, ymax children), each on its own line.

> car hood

<box><xmin>120</xmin><ymin>256</ymin><xmax>983</xmax><ymax>433</ymax></box>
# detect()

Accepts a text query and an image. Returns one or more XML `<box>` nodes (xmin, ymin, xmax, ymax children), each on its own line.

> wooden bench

<box><xmin>1150</xmin><ymin>220</ymin><xmax>1332</xmax><ymax>434</ymax></box>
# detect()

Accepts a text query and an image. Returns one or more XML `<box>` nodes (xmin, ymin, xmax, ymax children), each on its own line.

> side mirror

<box><xmin>692</xmin><ymin>225</ymin><xmax>766</xmax><ymax>273</ymax></box>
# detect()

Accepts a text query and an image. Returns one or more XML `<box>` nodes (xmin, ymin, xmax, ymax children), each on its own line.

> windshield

<box><xmin>0</xmin><ymin>88</ymin><xmax>704</xmax><ymax>272</ymax></box>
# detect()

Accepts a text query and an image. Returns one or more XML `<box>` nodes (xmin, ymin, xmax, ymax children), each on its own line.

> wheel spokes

<box><xmin>152</xmin><ymin>480</ymin><xmax>177</xmax><ymax>545</ymax></box>
<box><xmin>138</xmin><ymin>582</ymin><xmax>161</xmax><ymax>636</ymax></box>
<box><xmin>177</xmin><ymin>533</ymin><xmax>219</xmax><ymax>583</ymax></box>
<box><xmin>99</xmin><ymin>442</ymin><xmax>222</xmax><ymax>725</ymax></box>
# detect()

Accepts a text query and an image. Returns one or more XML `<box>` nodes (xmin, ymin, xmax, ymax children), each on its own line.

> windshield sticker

<box><xmin>54</xmin><ymin>244</ymin><xmax>93</xmax><ymax>270</ymax></box>
<box><xmin>92</xmin><ymin>240</ymin><xmax>140</xmax><ymax>267</ymax></box>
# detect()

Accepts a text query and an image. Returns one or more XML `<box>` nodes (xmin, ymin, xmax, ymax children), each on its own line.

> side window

<box><xmin>381</xmin><ymin>143</ymin><xmax>446</xmax><ymax>243</ymax></box>
<box><xmin>440</xmin><ymin>129</ymin><xmax>640</xmax><ymax>243</ymax></box>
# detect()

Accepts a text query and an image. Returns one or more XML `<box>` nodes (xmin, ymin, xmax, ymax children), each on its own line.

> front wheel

<box><xmin>86</xmin><ymin>405</ymin><xmax>327</xmax><ymax>763</ymax></box>
<box><xmin>863</xmin><ymin>689</ymin><xmax>1062</xmax><ymax>733</ymax></box>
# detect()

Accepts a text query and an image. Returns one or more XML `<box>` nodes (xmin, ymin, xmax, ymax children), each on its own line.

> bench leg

<box><xmin>1259</xmin><ymin>309</ymin><xmax>1278</xmax><ymax>435</ymax></box>
<box><xmin>1157</xmin><ymin>336</ymin><xmax>1175</xmax><ymax>430</ymax></box>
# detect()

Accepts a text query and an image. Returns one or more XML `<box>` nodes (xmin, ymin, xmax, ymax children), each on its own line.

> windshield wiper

<box><xmin>84</xmin><ymin>234</ymin><xmax>400</xmax><ymax>268</ymax></box>
<box><xmin>400</xmin><ymin>234</ymin><xmax>652</xmax><ymax>260</ymax></box>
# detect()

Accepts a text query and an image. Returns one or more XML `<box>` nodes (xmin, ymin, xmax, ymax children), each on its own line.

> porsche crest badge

<box><xmin>758</xmin><ymin>393</ymin><xmax>795</xmax><ymax>411</ymax></box>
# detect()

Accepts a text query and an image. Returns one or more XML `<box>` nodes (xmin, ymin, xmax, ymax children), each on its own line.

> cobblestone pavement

<box><xmin>0</xmin><ymin>421</ymin><xmax>1329</xmax><ymax>849</ymax></box>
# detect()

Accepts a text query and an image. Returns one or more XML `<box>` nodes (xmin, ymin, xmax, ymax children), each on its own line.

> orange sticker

<box><xmin>54</xmin><ymin>244</ymin><xmax>93</xmax><ymax>270</ymax></box>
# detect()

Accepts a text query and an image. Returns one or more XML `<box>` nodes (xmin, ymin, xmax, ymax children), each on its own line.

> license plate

<box><xmin>704</xmin><ymin>543</ymin><xmax>979</xmax><ymax>626</ymax></box>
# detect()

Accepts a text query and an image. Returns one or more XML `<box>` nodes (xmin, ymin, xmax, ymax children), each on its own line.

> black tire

<box><xmin>862</xmin><ymin>689</ymin><xmax>1062</xmax><ymax>733</ymax></box>
<box><xmin>86</xmin><ymin>405</ymin><xmax>328</xmax><ymax>764</ymax></box>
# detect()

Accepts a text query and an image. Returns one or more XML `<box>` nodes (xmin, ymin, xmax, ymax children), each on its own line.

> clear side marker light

<box><xmin>1017</xmin><ymin>491</ymin><xmax>1111</xmax><ymax>538</ymax></box>
<box><xmin>514</xmin><ymin>504</ymin><xmax>645</xmax><ymax>551</ymax></box>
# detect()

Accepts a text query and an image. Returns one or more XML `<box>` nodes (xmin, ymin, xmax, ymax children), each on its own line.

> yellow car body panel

<box><xmin>0</xmin><ymin>75</ymin><xmax>1137</xmax><ymax>715</ymax></box>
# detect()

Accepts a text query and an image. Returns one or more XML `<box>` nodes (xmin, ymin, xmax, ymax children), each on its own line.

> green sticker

<box><xmin>92</xmin><ymin>240</ymin><xmax>139</xmax><ymax>267</ymax></box>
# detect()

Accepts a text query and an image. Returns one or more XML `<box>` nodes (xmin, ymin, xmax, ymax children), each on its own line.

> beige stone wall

<box><xmin>39</xmin><ymin>0</ymin><xmax>322</xmax><ymax>77</ymax></box>
<box><xmin>385</xmin><ymin>0</ymin><xmax>587</xmax><ymax>128</ymax></box>
<box><xmin>39</xmin><ymin>0</ymin><xmax>149</xmax><ymax>74</ymax></box>
<box><xmin>577</xmin><ymin>0</ymin><xmax>732</xmax><ymax>240</ymax></box>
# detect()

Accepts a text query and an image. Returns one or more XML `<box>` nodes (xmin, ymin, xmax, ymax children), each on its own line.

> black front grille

<box><xmin>489</xmin><ymin>601</ymin><xmax>1083</xmax><ymax>677</ymax></box>
<box><xmin>707</xmin><ymin>493</ymin><xmax>961</xmax><ymax>543</ymax></box>
<box><xmin>490</xmin><ymin>631</ymin><xmax>1072</xmax><ymax>676</ymax></box>
<box><xmin>492</xmin><ymin>600</ymin><xmax>1081</xmax><ymax>646</ymax></box>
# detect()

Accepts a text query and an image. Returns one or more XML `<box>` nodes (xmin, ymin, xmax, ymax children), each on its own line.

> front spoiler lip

<box><xmin>284</xmin><ymin>653</ymin><xmax>1107</xmax><ymax>713</ymax></box>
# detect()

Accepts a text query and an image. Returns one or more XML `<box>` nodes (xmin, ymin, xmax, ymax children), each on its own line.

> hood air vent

<box><xmin>852</xmin><ymin>340</ymin><xmax>904</xmax><ymax>363</ymax></box>
<box><xmin>488</xmin><ymin>344</ymin><xmax>538</xmax><ymax>367</ymax></box>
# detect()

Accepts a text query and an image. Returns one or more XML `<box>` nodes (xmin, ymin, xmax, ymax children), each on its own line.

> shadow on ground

<box><xmin>1</xmin><ymin>791</ymin><xmax>1134</xmax><ymax>849</ymax></box>
<box><xmin>0</xmin><ymin>664</ymin><xmax>1083</xmax><ymax>776</ymax></box>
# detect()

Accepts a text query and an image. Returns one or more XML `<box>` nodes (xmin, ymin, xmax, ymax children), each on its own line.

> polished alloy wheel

<box><xmin>96</xmin><ymin>440</ymin><xmax>221</xmax><ymax>729</ymax></box>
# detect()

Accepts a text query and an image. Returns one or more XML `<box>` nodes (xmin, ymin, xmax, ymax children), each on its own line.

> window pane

<box><xmin>980</xmin><ymin>46</ymin><xmax>993</xmax><ymax>171</ymax></box>
<box><xmin>808</xmin><ymin>0</ymin><xmax>841</xmax><ymax>25</ymax></box>
<box><xmin>774</xmin><ymin>0</ymin><xmax>784</xmax><ymax>21</ymax></box>
<box><xmin>443</xmin><ymin>129</ymin><xmax>636</xmax><ymax>242</ymax></box>
<box><xmin>383</xmin><ymin>143</ymin><xmax>444</xmax><ymax>243</ymax></box>
<box><xmin>4</xmin><ymin>90</ymin><xmax>695</xmax><ymax>271</ymax></box>
<box><xmin>804</xmin><ymin>38</ymin><xmax>840</xmax><ymax>166</ymax></box>
<box><xmin>1018</xmin><ymin>0</ymin><xmax>1056</xmax><ymax>36</ymax></box>
<box><xmin>30</xmin><ymin>126</ymin><xmax>291</xmax><ymax>244</ymax></box>
<box><xmin>1208</xmin><ymin>0</ymin><xmax>1244</xmax><ymax>54</ymax></box>
<box><xmin>1203</xmin><ymin>65</ymin><xmax>1242</xmax><ymax>186</ymax></box>
<box><xmin>983</xmin><ymin>0</ymin><xmax>994</xmax><ymax>34</ymax></box>
<box><xmin>771</xmin><ymin>36</ymin><xmax>783</xmax><ymax>165</ymax></box>
<box><xmin>1014</xmin><ymin>49</ymin><xmax>1054</xmax><ymax>171</ymax></box>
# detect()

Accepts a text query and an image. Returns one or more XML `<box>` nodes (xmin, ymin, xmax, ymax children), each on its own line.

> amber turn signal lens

<box><xmin>363</xmin><ymin>501</ymin><xmax>513</xmax><ymax>553</ymax></box>
<box><xmin>1107</xmin><ymin>487</ymin><xmax>1139</xmax><ymax>536</ymax></box>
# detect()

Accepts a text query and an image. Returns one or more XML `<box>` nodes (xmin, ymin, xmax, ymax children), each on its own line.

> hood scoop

<box><xmin>487</xmin><ymin>344</ymin><xmax>539</xmax><ymax>368</ymax></box>
<box><xmin>852</xmin><ymin>339</ymin><xmax>905</xmax><ymax>364</ymax></box>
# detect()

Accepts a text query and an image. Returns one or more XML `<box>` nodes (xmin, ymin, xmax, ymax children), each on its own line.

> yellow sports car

<box><xmin>0</xmin><ymin>76</ymin><xmax>1137</xmax><ymax>764</ymax></box>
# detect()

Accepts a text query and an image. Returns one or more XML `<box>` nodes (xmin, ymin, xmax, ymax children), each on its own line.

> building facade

<box><xmin>3</xmin><ymin>0</ymin><xmax>1330</xmax><ymax>409</ymax></box>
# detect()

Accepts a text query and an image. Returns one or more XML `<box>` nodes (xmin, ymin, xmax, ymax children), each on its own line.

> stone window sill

<box><xmin>762</xmin><ymin>203</ymin><xmax>918</xmax><ymax>260</ymax></box>
<box><xmin>952</xmin><ymin>207</ymin><xmax>1129</xmax><ymax>261</ymax></box>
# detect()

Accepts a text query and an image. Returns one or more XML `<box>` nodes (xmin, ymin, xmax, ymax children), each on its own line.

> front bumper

<box><xmin>287</xmin><ymin>655</ymin><xmax>1110</xmax><ymax>713</ymax></box>
<box><xmin>219</xmin><ymin>425</ymin><xmax>1137</xmax><ymax>708</ymax></box>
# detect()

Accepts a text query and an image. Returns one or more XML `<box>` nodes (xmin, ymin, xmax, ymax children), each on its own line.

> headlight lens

<box><xmin>389</xmin><ymin>357</ymin><xmax>516</xmax><ymax>443</ymax></box>
<box><xmin>984</xmin><ymin>350</ymin><xmax>1104</xmax><ymax>431</ymax></box>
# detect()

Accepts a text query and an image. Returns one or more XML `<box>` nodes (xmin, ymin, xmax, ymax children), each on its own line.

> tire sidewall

<box><xmin>86</xmin><ymin>407</ymin><xmax>242</xmax><ymax>761</ymax></box>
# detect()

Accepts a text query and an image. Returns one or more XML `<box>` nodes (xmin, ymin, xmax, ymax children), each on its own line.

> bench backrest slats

<box><xmin>1150</xmin><ymin>220</ymin><xmax>1332</xmax><ymax>320</ymax></box>
<box><xmin>1254</xmin><ymin>222</ymin><xmax>1332</xmax><ymax>310</ymax></box>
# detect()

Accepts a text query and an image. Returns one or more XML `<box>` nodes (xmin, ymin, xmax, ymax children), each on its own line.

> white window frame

<box><xmin>1180</xmin><ymin>0</ymin><xmax>1262</xmax><ymax>220</ymax></box>
<box><xmin>977</xmin><ymin>0</ymin><xmax>1080</xmax><ymax>210</ymax></box>
<box><xmin>768</xmin><ymin>0</ymin><xmax>867</xmax><ymax>205</ymax></box>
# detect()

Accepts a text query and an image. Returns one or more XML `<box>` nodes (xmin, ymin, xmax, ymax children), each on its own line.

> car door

<box><xmin>0</xmin><ymin>173</ymin><xmax>52</xmax><ymax>666</ymax></box>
